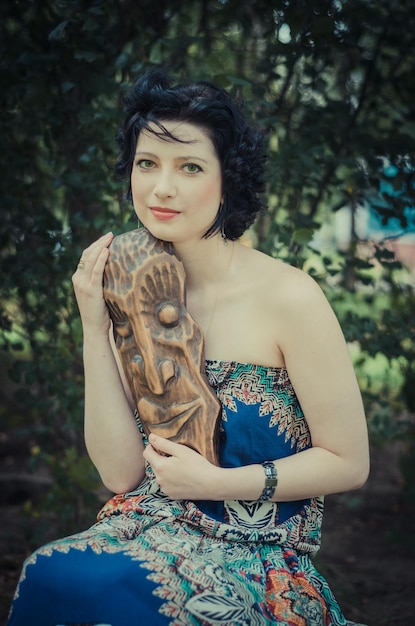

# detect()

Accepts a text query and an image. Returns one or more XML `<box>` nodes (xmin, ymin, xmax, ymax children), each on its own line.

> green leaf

<box><xmin>291</xmin><ymin>228</ymin><xmax>314</xmax><ymax>245</ymax></box>
<box><xmin>48</xmin><ymin>21</ymin><xmax>69</xmax><ymax>41</ymax></box>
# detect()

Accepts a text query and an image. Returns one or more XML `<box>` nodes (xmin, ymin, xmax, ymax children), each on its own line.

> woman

<box><xmin>8</xmin><ymin>71</ymin><xmax>369</xmax><ymax>626</ymax></box>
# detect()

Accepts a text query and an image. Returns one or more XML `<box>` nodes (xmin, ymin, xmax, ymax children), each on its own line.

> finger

<box><xmin>78</xmin><ymin>232</ymin><xmax>113</xmax><ymax>267</ymax></box>
<box><xmin>143</xmin><ymin>443</ymin><xmax>161</xmax><ymax>467</ymax></box>
<box><xmin>74</xmin><ymin>233</ymin><xmax>113</xmax><ymax>279</ymax></box>
<box><xmin>84</xmin><ymin>231</ymin><xmax>113</xmax><ymax>256</ymax></box>
<box><xmin>148</xmin><ymin>433</ymin><xmax>183</xmax><ymax>457</ymax></box>
<box><xmin>90</xmin><ymin>246</ymin><xmax>110</xmax><ymax>281</ymax></box>
<box><xmin>143</xmin><ymin>441</ymin><xmax>154</xmax><ymax>458</ymax></box>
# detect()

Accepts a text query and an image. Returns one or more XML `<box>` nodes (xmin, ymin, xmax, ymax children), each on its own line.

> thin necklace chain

<box><xmin>204</xmin><ymin>241</ymin><xmax>235</xmax><ymax>340</ymax></box>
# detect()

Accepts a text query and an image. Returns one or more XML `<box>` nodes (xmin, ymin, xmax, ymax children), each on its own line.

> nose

<box><xmin>153</xmin><ymin>169</ymin><xmax>176</xmax><ymax>199</ymax></box>
<box><xmin>132</xmin><ymin>354</ymin><xmax>176</xmax><ymax>395</ymax></box>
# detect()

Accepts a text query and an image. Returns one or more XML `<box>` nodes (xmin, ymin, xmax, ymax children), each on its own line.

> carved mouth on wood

<box><xmin>137</xmin><ymin>397</ymin><xmax>203</xmax><ymax>434</ymax></box>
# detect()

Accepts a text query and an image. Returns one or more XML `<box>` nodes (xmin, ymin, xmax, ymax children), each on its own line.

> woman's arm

<box><xmin>143</xmin><ymin>267</ymin><xmax>369</xmax><ymax>502</ymax></box>
<box><xmin>270</xmin><ymin>267</ymin><xmax>370</xmax><ymax>499</ymax></box>
<box><xmin>72</xmin><ymin>233</ymin><xmax>145</xmax><ymax>494</ymax></box>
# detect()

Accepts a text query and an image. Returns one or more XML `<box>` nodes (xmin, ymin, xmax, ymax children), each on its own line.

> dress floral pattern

<box><xmin>7</xmin><ymin>361</ymin><xmax>353</xmax><ymax>626</ymax></box>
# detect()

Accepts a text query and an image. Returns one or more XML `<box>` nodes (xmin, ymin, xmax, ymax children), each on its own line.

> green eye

<box><xmin>138</xmin><ymin>159</ymin><xmax>154</xmax><ymax>169</ymax></box>
<box><xmin>183</xmin><ymin>163</ymin><xmax>201</xmax><ymax>174</ymax></box>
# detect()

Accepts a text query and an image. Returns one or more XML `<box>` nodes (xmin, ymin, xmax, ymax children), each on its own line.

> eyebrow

<box><xmin>134</xmin><ymin>150</ymin><xmax>209</xmax><ymax>164</ymax></box>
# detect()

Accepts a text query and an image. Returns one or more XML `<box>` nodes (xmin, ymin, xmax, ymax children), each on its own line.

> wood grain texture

<box><xmin>103</xmin><ymin>228</ymin><xmax>221</xmax><ymax>466</ymax></box>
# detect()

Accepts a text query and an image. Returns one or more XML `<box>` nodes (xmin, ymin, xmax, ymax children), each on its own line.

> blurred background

<box><xmin>1</xmin><ymin>1</ymin><xmax>414</xmax><ymax>623</ymax></box>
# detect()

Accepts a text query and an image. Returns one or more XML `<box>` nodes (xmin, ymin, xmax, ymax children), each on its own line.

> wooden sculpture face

<box><xmin>103</xmin><ymin>228</ymin><xmax>220</xmax><ymax>465</ymax></box>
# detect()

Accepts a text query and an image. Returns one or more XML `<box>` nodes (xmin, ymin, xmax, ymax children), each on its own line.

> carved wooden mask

<box><xmin>103</xmin><ymin>228</ymin><xmax>220</xmax><ymax>466</ymax></box>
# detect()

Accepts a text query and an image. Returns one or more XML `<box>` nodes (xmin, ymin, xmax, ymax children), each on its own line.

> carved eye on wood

<box><xmin>157</xmin><ymin>302</ymin><xmax>180</xmax><ymax>328</ymax></box>
<box><xmin>114</xmin><ymin>321</ymin><xmax>133</xmax><ymax>338</ymax></box>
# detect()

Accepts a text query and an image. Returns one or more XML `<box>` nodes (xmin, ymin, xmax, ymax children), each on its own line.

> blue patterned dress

<box><xmin>7</xmin><ymin>361</ymin><xmax>351</xmax><ymax>626</ymax></box>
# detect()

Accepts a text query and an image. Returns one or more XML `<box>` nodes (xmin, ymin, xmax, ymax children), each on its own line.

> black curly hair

<box><xmin>115</xmin><ymin>70</ymin><xmax>267</xmax><ymax>241</ymax></box>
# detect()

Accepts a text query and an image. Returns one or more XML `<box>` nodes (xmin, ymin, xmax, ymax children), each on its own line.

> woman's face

<box><xmin>131</xmin><ymin>121</ymin><xmax>223</xmax><ymax>244</ymax></box>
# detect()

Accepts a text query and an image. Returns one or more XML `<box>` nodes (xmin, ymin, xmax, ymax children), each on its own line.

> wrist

<box><xmin>212</xmin><ymin>464</ymin><xmax>265</xmax><ymax>501</ymax></box>
<box><xmin>82</xmin><ymin>330</ymin><xmax>113</xmax><ymax>361</ymax></box>
<box><xmin>82</xmin><ymin>326</ymin><xmax>112</xmax><ymax>345</ymax></box>
<box><xmin>258</xmin><ymin>461</ymin><xmax>278</xmax><ymax>502</ymax></box>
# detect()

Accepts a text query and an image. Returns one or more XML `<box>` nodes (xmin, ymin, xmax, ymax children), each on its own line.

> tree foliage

<box><xmin>1</xmin><ymin>0</ymin><xmax>414</xmax><ymax>536</ymax></box>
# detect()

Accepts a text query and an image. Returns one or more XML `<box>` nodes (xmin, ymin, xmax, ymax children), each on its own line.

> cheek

<box><xmin>130</xmin><ymin>174</ymin><xmax>148</xmax><ymax>216</ymax></box>
<box><xmin>130</xmin><ymin>171</ymin><xmax>141</xmax><ymax>197</ymax></box>
<box><xmin>195</xmin><ymin>176</ymin><xmax>222</xmax><ymax>206</ymax></box>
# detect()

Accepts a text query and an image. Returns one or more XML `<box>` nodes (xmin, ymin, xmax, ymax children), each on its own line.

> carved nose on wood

<box><xmin>146</xmin><ymin>359</ymin><xmax>176</xmax><ymax>394</ymax></box>
<box><xmin>132</xmin><ymin>354</ymin><xmax>176</xmax><ymax>395</ymax></box>
<box><xmin>160</xmin><ymin>359</ymin><xmax>176</xmax><ymax>386</ymax></box>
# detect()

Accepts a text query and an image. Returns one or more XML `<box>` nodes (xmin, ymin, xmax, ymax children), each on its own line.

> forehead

<box><xmin>136</xmin><ymin>120</ymin><xmax>217</xmax><ymax>157</ymax></box>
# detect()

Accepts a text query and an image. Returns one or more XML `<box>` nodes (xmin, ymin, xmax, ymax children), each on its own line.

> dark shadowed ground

<box><xmin>1</xmin><ymin>440</ymin><xmax>414</xmax><ymax>625</ymax></box>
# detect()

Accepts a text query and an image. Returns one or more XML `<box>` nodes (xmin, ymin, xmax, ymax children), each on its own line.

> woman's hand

<box><xmin>72</xmin><ymin>232</ymin><xmax>114</xmax><ymax>335</ymax></box>
<box><xmin>143</xmin><ymin>433</ymin><xmax>219</xmax><ymax>501</ymax></box>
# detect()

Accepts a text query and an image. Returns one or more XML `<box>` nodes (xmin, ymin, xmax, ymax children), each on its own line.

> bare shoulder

<box><xmin>219</xmin><ymin>243</ymin><xmax>338</xmax><ymax>367</ymax></box>
<box><xmin>239</xmin><ymin>244</ymin><xmax>325</xmax><ymax>310</ymax></box>
<box><xmin>240</xmin><ymin>245</ymin><xmax>341</xmax><ymax>346</ymax></box>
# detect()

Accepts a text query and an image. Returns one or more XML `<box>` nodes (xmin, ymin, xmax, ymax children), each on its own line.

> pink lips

<box><xmin>151</xmin><ymin>207</ymin><xmax>180</xmax><ymax>221</ymax></box>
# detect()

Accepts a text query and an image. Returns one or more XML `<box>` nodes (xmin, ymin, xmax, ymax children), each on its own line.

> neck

<box><xmin>175</xmin><ymin>235</ymin><xmax>237</xmax><ymax>340</ymax></box>
<box><xmin>173</xmin><ymin>235</ymin><xmax>235</xmax><ymax>288</ymax></box>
